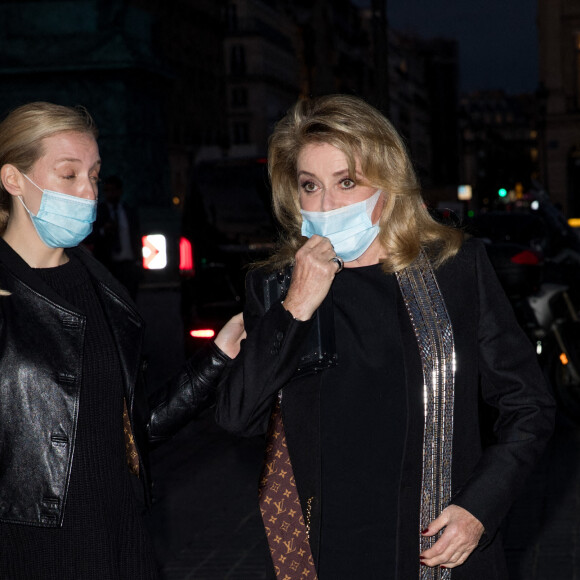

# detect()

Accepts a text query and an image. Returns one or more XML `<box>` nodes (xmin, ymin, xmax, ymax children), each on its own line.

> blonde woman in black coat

<box><xmin>0</xmin><ymin>101</ymin><xmax>243</xmax><ymax>579</ymax></box>
<box><xmin>216</xmin><ymin>94</ymin><xmax>555</xmax><ymax>580</ymax></box>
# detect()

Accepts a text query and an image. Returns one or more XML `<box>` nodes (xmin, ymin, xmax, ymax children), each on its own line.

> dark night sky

<box><xmin>355</xmin><ymin>0</ymin><xmax>538</xmax><ymax>94</ymax></box>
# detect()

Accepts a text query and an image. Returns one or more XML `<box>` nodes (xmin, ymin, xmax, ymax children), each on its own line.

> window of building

<box><xmin>230</xmin><ymin>45</ymin><xmax>246</xmax><ymax>75</ymax></box>
<box><xmin>233</xmin><ymin>122</ymin><xmax>249</xmax><ymax>144</ymax></box>
<box><xmin>575</xmin><ymin>33</ymin><xmax>580</xmax><ymax>109</ymax></box>
<box><xmin>227</xmin><ymin>3</ymin><xmax>238</xmax><ymax>32</ymax></box>
<box><xmin>231</xmin><ymin>87</ymin><xmax>248</xmax><ymax>108</ymax></box>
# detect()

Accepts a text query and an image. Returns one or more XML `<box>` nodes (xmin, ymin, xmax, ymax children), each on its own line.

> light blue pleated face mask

<box><xmin>18</xmin><ymin>174</ymin><xmax>97</xmax><ymax>248</ymax></box>
<box><xmin>300</xmin><ymin>189</ymin><xmax>382</xmax><ymax>262</ymax></box>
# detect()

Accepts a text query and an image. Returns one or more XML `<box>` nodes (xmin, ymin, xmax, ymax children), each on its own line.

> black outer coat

<box><xmin>216</xmin><ymin>237</ymin><xmax>556</xmax><ymax>579</ymax></box>
<box><xmin>0</xmin><ymin>238</ymin><xmax>229</xmax><ymax>528</ymax></box>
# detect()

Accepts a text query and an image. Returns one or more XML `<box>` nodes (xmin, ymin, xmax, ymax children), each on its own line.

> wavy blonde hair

<box><xmin>0</xmin><ymin>101</ymin><xmax>98</xmax><ymax>236</ymax></box>
<box><xmin>266</xmin><ymin>94</ymin><xmax>463</xmax><ymax>272</ymax></box>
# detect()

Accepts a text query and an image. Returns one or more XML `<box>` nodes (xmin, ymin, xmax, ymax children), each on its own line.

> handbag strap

<box><xmin>259</xmin><ymin>395</ymin><xmax>318</xmax><ymax>579</ymax></box>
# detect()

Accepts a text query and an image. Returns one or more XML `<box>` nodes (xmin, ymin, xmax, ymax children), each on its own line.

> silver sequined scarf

<box><xmin>396</xmin><ymin>250</ymin><xmax>455</xmax><ymax>580</ymax></box>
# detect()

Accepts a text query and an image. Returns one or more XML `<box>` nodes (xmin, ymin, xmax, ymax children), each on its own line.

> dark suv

<box><xmin>180</xmin><ymin>158</ymin><xmax>276</xmax><ymax>354</ymax></box>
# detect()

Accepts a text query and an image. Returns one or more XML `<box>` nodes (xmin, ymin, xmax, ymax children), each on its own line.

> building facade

<box><xmin>0</xmin><ymin>0</ymin><xmax>171</xmax><ymax>206</ymax></box>
<box><xmin>219</xmin><ymin>0</ymin><xmax>387</xmax><ymax>160</ymax></box>
<box><xmin>538</xmin><ymin>0</ymin><xmax>580</xmax><ymax>215</ymax></box>
<box><xmin>0</xmin><ymin>0</ymin><xmax>460</xmax><ymax>216</ymax></box>
<box><xmin>222</xmin><ymin>0</ymin><xmax>300</xmax><ymax>159</ymax></box>
<box><xmin>459</xmin><ymin>90</ymin><xmax>539</xmax><ymax>209</ymax></box>
<box><xmin>383</xmin><ymin>31</ymin><xmax>460</xmax><ymax>204</ymax></box>
<box><xmin>0</xmin><ymin>0</ymin><xmax>230</xmax><ymax>208</ymax></box>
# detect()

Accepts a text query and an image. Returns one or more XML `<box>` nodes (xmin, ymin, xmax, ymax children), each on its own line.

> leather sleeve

<box><xmin>215</xmin><ymin>268</ymin><xmax>315</xmax><ymax>437</ymax></box>
<box><xmin>451</xmin><ymin>239</ymin><xmax>556</xmax><ymax>544</ymax></box>
<box><xmin>147</xmin><ymin>341</ymin><xmax>232</xmax><ymax>442</ymax></box>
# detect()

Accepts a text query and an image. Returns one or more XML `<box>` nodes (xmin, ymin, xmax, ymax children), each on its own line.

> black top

<box><xmin>0</xmin><ymin>252</ymin><xmax>158</xmax><ymax>580</ymax></box>
<box><xmin>318</xmin><ymin>264</ymin><xmax>406</xmax><ymax>579</ymax></box>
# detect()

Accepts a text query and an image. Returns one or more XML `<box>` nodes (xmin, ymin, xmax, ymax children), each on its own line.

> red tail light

<box><xmin>510</xmin><ymin>250</ymin><xmax>540</xmax><ymax>265</ymax></box>
<box><xmin>190</xmin><ymin>329</ymin><xmax>216</xmax><ymax>339</ymax></box>
<box><xmin>179</xmin><ymin>237</ymin><xmax>194</xmax><ymax>275</ymax></box>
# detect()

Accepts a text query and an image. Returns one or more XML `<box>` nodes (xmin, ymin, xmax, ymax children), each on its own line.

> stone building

<box><xmin>459</xmin><ymin>90</ymin><xmax>539</xmax><ymax>209</ymax></box>
<box><xmin>0</xmin><ymin>0</ymin><xmax>228</xmax><ymax>209</ymax></box>
<box><xmin>538</xmin><ymin>0</ymin><xmax>580</xmax><ymax>215</ymax></box>
<box><xmin>221</xmin><ymin>0</ymin><xmax>300</xmax><ymax>159</ymax></box>
<box><xmin>0</xmin><ymin>0</ymin><xmax>459</xmax><ymax>213</ymax></box>
<box><xmin>360</xmin><ymin>27</ymin><xmax>459</xmax><ymax>208</ymax></box>
<box><xmin>219</xmin><ymin>0</ymin><xmax>386</xmax><ymax>159</ymax></box>
<box><xmin>222</xmin><ymin>1</ymin><xmax>458</xmax><ymax>195</ymax></box>
<box><xmin>0</xmin><ymin>0</ymin><xmax>170</xmax><ymax>206</ymax></box>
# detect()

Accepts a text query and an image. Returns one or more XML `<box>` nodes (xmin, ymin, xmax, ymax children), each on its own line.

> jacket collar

<box><xmin>0</xmin><ymin>237</ymin><xmax>85</xmax><ymax>316</ymax></box>
<box><xmin>0</xmin><ymin>237</ymin><xmax>141</xmax><ymax>323</ymax></box>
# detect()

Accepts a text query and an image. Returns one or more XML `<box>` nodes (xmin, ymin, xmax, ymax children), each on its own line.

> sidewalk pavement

<box><xmin>147</xmin><ymin>412</ymin><xmax>268</xmax><ymax>580</ymax></box>
<box><xmin>503</xmin><ymin>412</ymin><xmax>580</xmax><ymax>578</ymax></box>
<box><xmin>137</xmin><ymin>287</ymin><xmax>269</xmax><ymax>579</ymax></box>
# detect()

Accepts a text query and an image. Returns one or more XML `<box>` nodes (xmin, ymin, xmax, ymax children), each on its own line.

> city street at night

<box><xmin>2</xmin><ymin>1</ymin><xmax>579</xmax><ymax>578</ymax></box>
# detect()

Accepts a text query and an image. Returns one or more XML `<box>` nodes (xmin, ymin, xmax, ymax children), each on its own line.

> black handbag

<box><xmin>263</xmin><ymin>267</ymin><xmax>337</xmax><ymax>378</ymax></box>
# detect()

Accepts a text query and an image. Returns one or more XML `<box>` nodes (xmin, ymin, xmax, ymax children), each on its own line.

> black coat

<box><xmin>0</xmin><ymin>238</ymin><xmax>229</xmax><ymax>527</ymax></box>
<box><xmin>216</xmin><ymin>237</ymin><xmax>555</xmax><ymax>579</ymax></box>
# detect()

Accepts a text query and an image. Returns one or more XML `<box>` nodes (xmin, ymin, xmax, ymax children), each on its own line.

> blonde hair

<box><xmin>266</xmin><ymin>94</ymin><xmax>463</xmax><ymax>272</ymax></box>
<box><xmin>0</xmin><ymin>101</ymin><xmax>98</xmax><ymax>235</ymax></box>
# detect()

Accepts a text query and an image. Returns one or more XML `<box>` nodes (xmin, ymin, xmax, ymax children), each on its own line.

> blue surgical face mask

<box><xmin>18</xmin><ymin>174</ymin><xmax>97</xmax><ymax>248</ymax></box>
<box><xmin>300</xmin><ymin>189</ymin><xmax>382</xmax><ymax>262</ymax></box>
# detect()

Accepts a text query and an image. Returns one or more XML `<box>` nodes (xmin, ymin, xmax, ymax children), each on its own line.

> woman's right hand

<box><xmin>282</xmin><ymin>235</ymin><xmax>340</xmax><ymax>320</ymax></box>
<box><xmin>214</xmin><ymin>312</ymin><xmax>246</xmax><ymax>359</ymax></box>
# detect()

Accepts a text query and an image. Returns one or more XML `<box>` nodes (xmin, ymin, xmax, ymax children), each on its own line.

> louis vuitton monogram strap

<box><xmin>259</xmin><ymin>396</ymin><xmax>318</xmax><ymax>580</ymax></box>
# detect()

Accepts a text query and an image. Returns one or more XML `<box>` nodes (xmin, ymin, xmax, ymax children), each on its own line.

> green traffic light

<box><xmin>498</xmin><ymin>188</ymin><xmax>508</xmax><ymax>198</ymax></box>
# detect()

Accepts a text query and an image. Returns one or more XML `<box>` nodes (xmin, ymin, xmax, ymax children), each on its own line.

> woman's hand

<box><xmin>283</xmin><ymin>235</ymin><xmax>340</xmax><ymax>321</ymax></box>
<box><xmin>214</xmin><ymin>312</ymin><xmax>246</xmax><ymax>359</ymax></box>
<box><xmin>419</xmin><ymin>504</ymin><xmax>484</xmax><ymax>569</ymax></box>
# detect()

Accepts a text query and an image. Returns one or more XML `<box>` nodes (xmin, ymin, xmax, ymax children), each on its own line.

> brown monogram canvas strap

<box><xmin>259</xmin><ymin>397</ymin><xmax>318</xmax><ymax>580</ymax></box>
<box><xmin>123</xmin><ymin>398</ymin><xmax>140</xmax><ymax>477</ymax></box>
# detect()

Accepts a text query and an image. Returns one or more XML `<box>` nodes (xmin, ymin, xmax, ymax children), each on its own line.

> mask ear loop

<box><xmin>17</xmin><ymin>173</ymin><xmax>43</xmax><ymax>217</ymax></box>
<box><xmin>366</xmin><ymin>189</ymin><xmax>383</xmax><ymax>224</ymax></box>
<box><xmin>16</xmin><ymin>195</ymin><xmax>33</xmax><ymax>215</ymax></box>
<box><xmin>21</xmin><ymin>173</ymin><xmax>43</xmax><ymax>191</ymax></box>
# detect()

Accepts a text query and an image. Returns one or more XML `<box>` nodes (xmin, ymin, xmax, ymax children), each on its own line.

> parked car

<box><xmin>179</xmin><ymin>158</ymin><xmax>277</xmax><ymax>354</ymax></box>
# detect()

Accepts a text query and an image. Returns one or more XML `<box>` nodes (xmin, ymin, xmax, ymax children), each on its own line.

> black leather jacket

<box><xmin>0</xmin><ymin>239</ymin><xmax>229</xmax><ymax>528</ymax></box>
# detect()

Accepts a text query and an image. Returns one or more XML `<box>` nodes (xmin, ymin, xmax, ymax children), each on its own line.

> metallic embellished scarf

<box><xmin>396</xmin><ymin>250</ymin><xmax>456</xmax><ymax>580</ymax></box>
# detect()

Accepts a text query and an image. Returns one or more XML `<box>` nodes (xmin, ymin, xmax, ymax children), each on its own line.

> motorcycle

<box><xmin>484</xmin><ymin>241</ymin><xmax>580</xmax><ymax>422</ymax></box>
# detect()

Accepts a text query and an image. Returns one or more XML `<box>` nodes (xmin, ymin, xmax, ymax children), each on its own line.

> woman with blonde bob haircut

<box><xmin>217</xmin><ymin>94</ymin><xmax>554</xmax><ymax>580</ymax></box>
<box><xmin>0</xmin><ymin>102</ymin><xmax>245</xmax><ymax>579</ymax></box>
<box><xmin>267</xmin><ymin>93</ymin><xmax>463</xmax><ymax>272</ymax></box>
